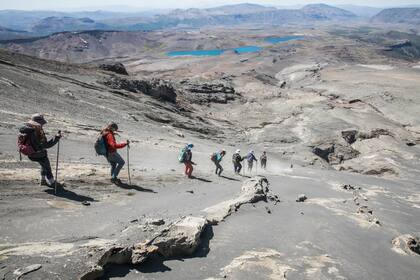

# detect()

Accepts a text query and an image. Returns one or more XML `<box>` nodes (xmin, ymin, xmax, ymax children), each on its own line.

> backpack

<box><xmin>17</xmin><ymin>134</ymin><xmax>35</xmax><ymax>156</ymax></box>
<box><xmin>247</xmin><ymin>153</ymin><xmax>254</xmax><ymax>161</ymax></box>
<box><xmin>178</xmin><ymin>148</ymin><xmax>187</xmax><ymax>163</ymax></box>
<box><xmin>232</xmin><ymin>153</ymin><xmax>239</xmax><ymax>163</ymax></box>
<box><xmin>94</xmin><ymin>135</ymin><xmax>108</xmax><ymax>156</ymax></box>
<box><xmin>210</xmin><ymin>153</ymin><xmax>217</xmax><ymax>162</ymax></box>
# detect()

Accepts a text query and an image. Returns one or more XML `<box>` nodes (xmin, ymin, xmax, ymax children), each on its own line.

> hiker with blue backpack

<box><xmin>246</xmin><ymin>150</ymin><xmax>258</xmax><ymax>173</ymax></box>
<box><xmin>179</xmin><ymin>144</ymin><xmax>195</xmax><ymax>178</ymax></box>
<box><xmin>18</xmin><ymin>114</ymin><xmax>62</xmax><ymax>188</ymax></box>
<box><xmin>211</xmin><ymin>150</ymin><xmax>226</xmax><ymax>176</ymax></box>
<box><xmin>96</xmin><ymin>122</ymin><xmax>129</xmax><ymax>184</ymax></box>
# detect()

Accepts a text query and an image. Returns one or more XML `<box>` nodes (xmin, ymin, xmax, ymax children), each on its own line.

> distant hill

<box><xmin>146</xmin><ymin>3</ymin><xmax>357</xmax><ymax>30</ymax></box>
<box><xmin>0</xmin><ymin>10</ymin><xmax>151</xmax><ymax>31</ymax></box>
<box><xmin>0</xmin><ymin>3</ymin><xmax>359</xmax><ymax>35</ymax></box>
<box><xmin>371</xmin><ymin>8</ymin><xmax>420</xmax><ymax>25</ymax></box>
<box><xmin>300</xmin><ymin>4</ymin><xmax>356</xmax><ymax>20</ymax></box>
<box><xmin>337</xmin><ymin>5</ymin><xmax>383</xmax><ymax>18</ymax></box>
<box><xmin>31</xmin><ymin>17</ymin><xmax>110</xmax><ymax>34</ymax></box>
<box><xmin>167</xmin><ymin>3</ymin><xmax>277</xmax><ymax>19</ymax></box>
<box><xmin>0</xmin><ymin>26</ymin><xmax>30</xmax><ymax>40</ymax></box>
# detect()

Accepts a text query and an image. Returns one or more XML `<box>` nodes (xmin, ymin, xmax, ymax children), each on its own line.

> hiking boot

<box><xmin>111</xmin><ymin>178</ymin><xmax>122</xmax><ymax>184</ymax></box>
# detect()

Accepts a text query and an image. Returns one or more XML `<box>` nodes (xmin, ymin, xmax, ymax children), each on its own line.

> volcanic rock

<box><xmin>99</xmin><ymin>63</ymin><xmax>128</xmax><ymax>75</ymax></box>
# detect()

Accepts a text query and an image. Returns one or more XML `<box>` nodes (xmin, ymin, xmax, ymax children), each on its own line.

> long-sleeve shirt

<box><xmin>247</xmin><ymin>153</ymin><xmax>257</xmax><ymax>162</ymax></box>
<box><xmin>104</xmin><ymin>132</ymin><xmax>127</xmax><ymax>154</ymax></box>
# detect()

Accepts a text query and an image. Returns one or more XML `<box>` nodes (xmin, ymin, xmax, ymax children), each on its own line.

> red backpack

<box><xmin>17</xmin><ymin>134</ymin><xmax>35</xmax><ymax>156</ymax></box>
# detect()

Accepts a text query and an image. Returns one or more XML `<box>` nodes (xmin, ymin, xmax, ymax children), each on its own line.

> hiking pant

<box><xmin>184</xmin><ymin>161</ymin><xmax>193</xmax><ymax>178</ymax></box>
<box><xmin>261</xmin><ymin>159</ymin><xmax>267</xmax><ymax>169</ymax></box>
<box><xmin>234</xmin><ymin>162</ymin><xmax>242</xmax><ymax>174</ymax></box>
<box><xmin>215</xmin><ymin>161</ymin><xmax>223</xmax><ymax>176</ymax></box>
<box><xmin>107</xmin><ymin>152</ymin><xmax>125</xmax><ymax>179</ymax></box>
<box><xmin>248</xmin><ymin>161</ymin><xmax>254</xmax><ymax>171</ymax></box>
<box><xmin>30</xmin><ymin>156</ymin><xmax>53</xmax><ymax>180</ymax></box>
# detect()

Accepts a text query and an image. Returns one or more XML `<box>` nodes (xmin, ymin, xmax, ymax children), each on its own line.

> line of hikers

<box><xmin>179</xmin><ymin>144</ymin><xmax>267</xmax><ymax>178</ymax></box>
<box><xmin>18</xmin><ymin>116</ymin><xmax>267</xmax><ymax>187</ymax></box>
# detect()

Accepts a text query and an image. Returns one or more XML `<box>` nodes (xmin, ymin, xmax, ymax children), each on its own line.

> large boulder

<box><xmin>341</xmin><ymin>129</ymin><xmax>393</xmax><ymax>144</ymax></box>
<box><xmin>102</xmin><ymin>76</ymin><xmax>177</xmax><ymax>103</ymax></box>
<box><xmin>179</xmin><ymin>79</ymin><xmax>237</xmax><ymax>104</ymax></box>
<box><xmin>203</xmin><ymin>176</ymin><xmax>273</xmax><ymax>224</ymax></box>
<box><xmin>151</xmin><ymin>216</ymin><xmax>207</xmax><ymax>258</ymax></box>
<box><xmin>312</xmin><ymin>143</ymin><xmax>360</xmax><ymax>165</ymax></box>
<box><xmin>99</xmin><ymin>63</ymin><xmax>129</xmax><ymax>75</ymax></box>
<box><xmin>392</xmin><ymin>234</ymin><xmax>420</xmax><ymax>256</ymax></box>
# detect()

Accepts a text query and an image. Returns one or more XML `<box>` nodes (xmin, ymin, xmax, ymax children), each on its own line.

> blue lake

<box><xmin>234</xmin><ymin>46</ymin><xmax>263</xmax><ymax>54</ymax></box>
<box><xmin>264</xmin><ymin>35</ymin><xmax>304</xmax><ymax>44</ymax></box>
<box><xmin>167</xmin><ymin>49</ymin><xmax>224</xmax><ymax>57</ymax></box>
<box><xmin>167</xmin><ymin>36</ymin><xmax>304</xmax><ymax>57</ymax></box>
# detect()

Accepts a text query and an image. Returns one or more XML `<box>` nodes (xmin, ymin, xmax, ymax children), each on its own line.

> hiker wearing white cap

<box><xmin>232</xmin><ymin>149</ymin><xmax>244</xmax><ymax>174</ymax></box>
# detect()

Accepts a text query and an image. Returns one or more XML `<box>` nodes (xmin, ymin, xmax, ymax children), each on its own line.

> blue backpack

<box><xmin>178</xmin><ymin>148</ymin><xmax>187</xmax><ymax>163</ymax></box>
<box><xmin>94</xmin><ymin>135</ymin><xmax>107</xmax><ymax>156</ymax></box>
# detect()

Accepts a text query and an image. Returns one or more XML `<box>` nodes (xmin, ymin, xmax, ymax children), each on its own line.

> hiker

<box><xmin>101</xmin><ymin>122</ymin><xmax>129</xmax><ymax>183</ymax></box>
<box><xmin>260</xmin><ymin>151</ymin><xmax>267</xmax><ymax>169</ymax></box>
<box><xmin>246</xmin><ymin>150</ymin><xmax>258</xmax><ymax>172</ymax></box>
<box><xmin>179</xmin><ymin>144</ymin><xmax>195</xmax><ymax>178</ymax></box>
<box><xmin>232</xmin><ymin>149</ymin><xmax>244</xmax><ymax>174</ymax></box>
<box><xmin>18</xmin><ymin>114</ymin><xmax>62</xmax><ymax>187</ymax></box>
<box><xmin>211</xmin><ymin>150</ymin><xmax>226</xmax><ymax>176</ymax></box>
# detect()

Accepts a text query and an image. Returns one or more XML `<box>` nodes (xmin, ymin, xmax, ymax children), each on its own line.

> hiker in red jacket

<box><xmin>101</xmin><ymin>122</ymin><xmax>129</xmax><ymax>183</ymax></box>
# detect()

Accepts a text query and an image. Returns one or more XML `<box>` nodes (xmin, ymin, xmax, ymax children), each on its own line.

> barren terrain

<box><xmin>0</xmin><ymin>23</ymin><xmax>419</xmax><ymax>280</ymax></box>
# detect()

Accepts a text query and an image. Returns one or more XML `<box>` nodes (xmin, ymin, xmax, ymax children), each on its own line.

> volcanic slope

<box><xmin>0</xmin><ymin>28</ymin><xmax>420</xmax><ymax>280</ymax></box>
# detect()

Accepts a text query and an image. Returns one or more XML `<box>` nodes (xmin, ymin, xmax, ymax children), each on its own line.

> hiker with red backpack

<box><xmin>99</xmin><ymin>122</ymin><xmax>129</xmax><ymax>184</ymax></box>
<box><xmin>18</xmin><ymin>114</ymin><xmax>62</xmax><ymax>187</ymax></box>
<box><xmin>211</xmin><ymin>150</ymin><xmax>226</xmax><ymax>176</ymax></box>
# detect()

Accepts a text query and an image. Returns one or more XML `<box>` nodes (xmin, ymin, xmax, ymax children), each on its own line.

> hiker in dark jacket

<box><xmin>211</xmin><ymin>150</ymin><xmax>226</xmax><ymax>176</ymax></box>
<box><xmin>232</xmin><ymin>149</ymin><xmax>244</xmax><ymax>174</ymax></box>
<box><xmin>101</xmin><ymin>122</ymin><xmax>129</xmax><ymax>183</ymax></box>
<box><xmin>19</xmin><ymin>114</ymin><xmax>61</xmax><ymax>187</ymax></box>
<box><xmin>260</xmin><ymin>151</ymin><xmax>267</xmax><ymax>169</ymax></box>
<box><xmin>246</xmin><ymin>150</ymin><xmax>258</xmax><ymax>172</ymax></box>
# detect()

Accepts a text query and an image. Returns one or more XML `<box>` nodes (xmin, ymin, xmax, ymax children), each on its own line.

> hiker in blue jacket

<box><xmin>211</xmin><ymin>150</ymin><xmax>226</xmax><ymax>176</ymax></box>
<box><xmin>246</xmin><ymin>150</ymin><xmax>258</xmax><ymax>172</ymax></box>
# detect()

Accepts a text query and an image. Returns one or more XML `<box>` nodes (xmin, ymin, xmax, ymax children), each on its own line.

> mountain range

<box><xmin>371</xmin><ymin>8</ymin><xmax>420</xmax><ymax>25</ymax></box>
<box><xmin>0</xmin><ymin>4</ymin><xmax>419</xmax><ymax>40</ymax></box>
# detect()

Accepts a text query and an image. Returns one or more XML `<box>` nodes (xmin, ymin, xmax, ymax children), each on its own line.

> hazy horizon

<box><xmin>1</xmin><ymin>0</ymin><xmax>420</xmax><ymax>12</ymax></box>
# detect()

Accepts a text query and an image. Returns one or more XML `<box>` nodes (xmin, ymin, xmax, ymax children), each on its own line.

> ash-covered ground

<box><xmin>0</xmin><ymin>26</ymin><xmax>419</xmax><ymax>280</ymax></box>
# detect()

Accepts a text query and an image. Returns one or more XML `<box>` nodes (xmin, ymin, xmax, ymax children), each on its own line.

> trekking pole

<box><xmin>127</xmin><ymin>144</ymin><xmax>132</xmax><ymax>185</ymax></box>
<box><xmin>54</xmin><ymin>130</ymin><xmax>61</xmax><ymax>195</ymax></box>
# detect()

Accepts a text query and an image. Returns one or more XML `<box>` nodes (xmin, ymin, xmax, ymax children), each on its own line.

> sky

<box><xmin>1</xmin><ymin>0</ymin><xmax>420</xmax><ymax>11</ymax></box>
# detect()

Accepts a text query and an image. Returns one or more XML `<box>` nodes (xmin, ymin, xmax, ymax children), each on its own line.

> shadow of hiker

<box><xmin>220</xmin><ymin>175</ymin><xmax>240</xmax><ymax>181</ymax></box>
<box><xmin>44</xmin><ymin>188</ymin><xmax>94</xmax><ymax>203</ymax></box>
<box><xmin>115</xmin><ymin>181</ymin><xmax>157</xmax><ymax>193</ymax></box>
<box><xmin>190</xmin><ymin>176</ymin><xmax>212</xmax><ymax>183</ymax></box>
